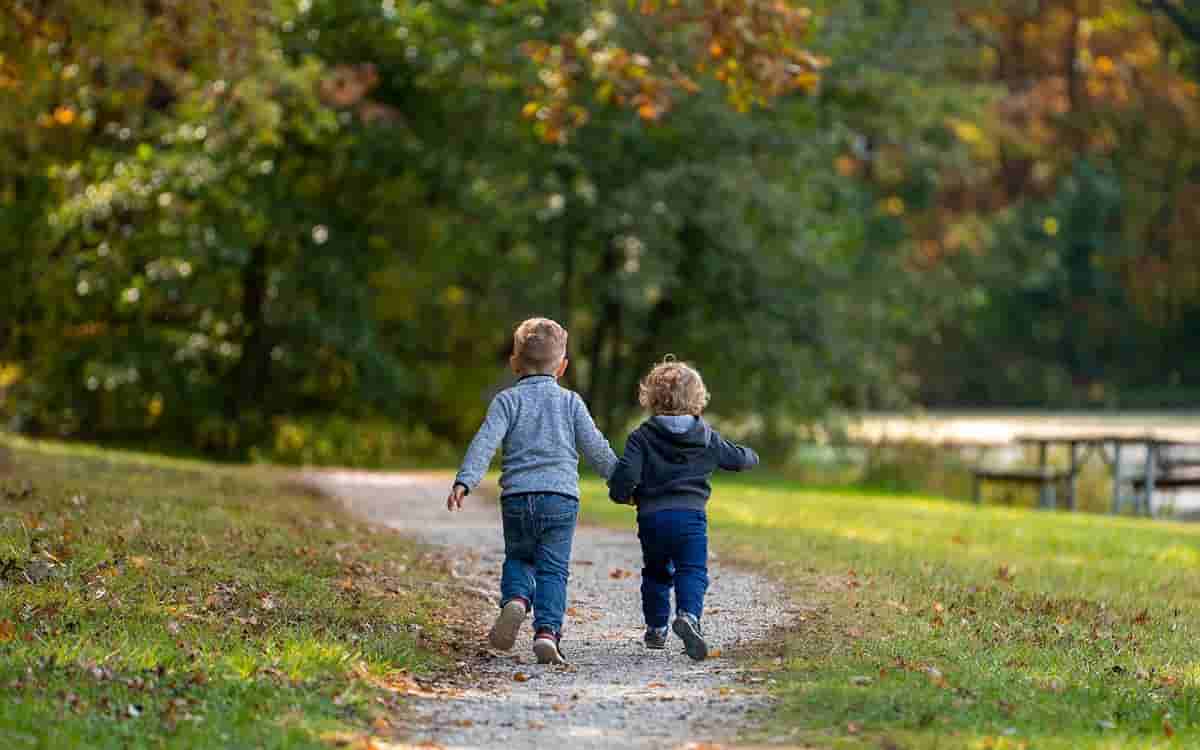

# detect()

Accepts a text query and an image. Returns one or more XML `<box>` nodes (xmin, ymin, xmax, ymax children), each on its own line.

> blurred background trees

<box><xmin>2</xmin><ymin>0</ymin><xmax>1198</xmax><ymax>464</ymax></box>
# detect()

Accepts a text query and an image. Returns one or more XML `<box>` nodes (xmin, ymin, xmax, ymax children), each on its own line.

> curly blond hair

<box><xmin>512</xmin><ymin>317</ymin><xmax>568</xmax><ymax>374</ymax></box>
<box><xmin>638</xmin><ymin>357</ymin><xmax>709</xmax><ymax>416</ymax></box>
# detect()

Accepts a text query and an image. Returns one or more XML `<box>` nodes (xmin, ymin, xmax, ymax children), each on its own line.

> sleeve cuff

<box><xmin>453</xmin><ymin>481</ymin><xmax>471</xmax><ymax>495</ymax></box>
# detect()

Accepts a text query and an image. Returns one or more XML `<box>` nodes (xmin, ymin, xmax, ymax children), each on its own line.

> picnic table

<box><xmin>971</xmin><ymin>434</ymin><xmax>1200</xmax><ymax>516</ymax></box>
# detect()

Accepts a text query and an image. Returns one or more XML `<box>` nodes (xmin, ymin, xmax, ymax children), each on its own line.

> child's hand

<box><xmin>446</xmin><ymin>483</ymin><xmax>467</xmax><ymax>512</ymax></box>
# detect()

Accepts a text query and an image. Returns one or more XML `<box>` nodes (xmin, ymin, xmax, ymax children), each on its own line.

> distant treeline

<box><xmin>1</xmin><ymin>0</ymin><xmax>1198</xmax><ymax>462</ymax></box>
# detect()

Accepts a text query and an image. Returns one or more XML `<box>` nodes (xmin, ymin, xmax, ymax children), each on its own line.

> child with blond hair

<box><xmin>608</xmin><ymin>358</ymin><xmax>759</xmax><ymax>660</ymax></box>
<box><xmin>448</xmin><ymin>318</ymin><xmax>617</xmax><ymax>664</ymax></box>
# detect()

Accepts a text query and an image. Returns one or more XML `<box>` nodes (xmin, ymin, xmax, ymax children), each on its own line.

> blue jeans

<box><xmin>637</xmin><ymin>508</ymin><xmax>709</xmax><ymax>628</ymax></box>
<box><xmin>500</xmin><ymin>493</ymin><xmax>578</xmax><ymax>634</ymax></box>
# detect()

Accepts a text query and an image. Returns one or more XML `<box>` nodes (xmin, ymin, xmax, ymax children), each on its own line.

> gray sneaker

<box><xmin>488</xmin><ymin>599</ymin><xmax>527</xmax><ymax>651</ymax></box>
<box><xmin>533</xmin><ymin>628</ymin><xmax>567</xmax><ymax>665</ymax></box>
<box><xmin>644</xmin><ymin>626</ymin><xmax>669</xmax><ymax>650</ymax></box>
<box><xmin>672</xmin><ymin>612</ymin><xmax>708</xmax><ymax>661</ymax></box>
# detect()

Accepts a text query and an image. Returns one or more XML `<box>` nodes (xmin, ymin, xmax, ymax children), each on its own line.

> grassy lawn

<box><xmin>579</xmin><ymin>475</ymin><xmax>1200</xmax><ymax>749</ymax></box>
<box><xmin>0</xmin><ymin>437</ymin><xmax>459</xmax><ymax>749</ymax></box>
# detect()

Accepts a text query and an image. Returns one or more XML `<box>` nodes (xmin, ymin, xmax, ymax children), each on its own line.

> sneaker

<box><xmin>672</xmin><ymin>612</ymin><xmax>708</xmax><ymax>661</ymax></box>
<box><xmin>644</xmin><ymin>626</ymin><xmax>669</xmax><ymax>650</ymax></box>
<box><xmin>532</xmin><ymin>627</ymin><xmax>567</xmax><ymax>665</ymax></box>
<box><xmin>488</xmin><ymin>598</ymin><xmax>528</xmax><ymax>651</ymax></box>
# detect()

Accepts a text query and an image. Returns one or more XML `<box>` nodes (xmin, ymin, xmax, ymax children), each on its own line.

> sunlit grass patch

<box><xmin>0</xmin><ymin>437</ymin><xmax>456</xmax><ymax>749</ymax></box>
<box><xmin>579</xmin><ymin>474</ymin><xmax>1200</xmax><ymax>748</ymax></box>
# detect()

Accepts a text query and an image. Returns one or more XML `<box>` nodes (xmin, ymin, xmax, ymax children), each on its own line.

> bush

<box><xmin>249</xmin><ymin>416</ymin><xmax>457</xmax><ymax>469</ymax></box>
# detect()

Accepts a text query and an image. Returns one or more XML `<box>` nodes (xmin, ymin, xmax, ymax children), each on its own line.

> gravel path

<box><xmin>308</xmin><ymin>471</ymin><xmax>790</xmax><ymax>750</ymax></box>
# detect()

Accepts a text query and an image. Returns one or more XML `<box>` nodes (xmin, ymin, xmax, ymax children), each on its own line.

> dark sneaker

<box><xmin>644</xmin><ymin>626</ymin><xmax>669</xmax><ymax>650</ymax></box>
<box><xmin>672</xmin><ymin>612</ymin><xmax>708</xmax><ymax>661</ymax></box>
<box><xmin>488</xmin><ymin>598</ymin><xmax>528</xmax><ymax>651</ymax></box>
<box><xmin>533</xmin><ymin>627</ymin><xmax>567</xmax><ymax>665</ymax></box>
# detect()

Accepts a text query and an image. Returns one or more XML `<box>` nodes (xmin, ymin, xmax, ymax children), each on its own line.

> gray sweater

<box><xmin>454</xmin><ymin>374</ymin><xmax>618</xmax><ymax>499</ymax></box>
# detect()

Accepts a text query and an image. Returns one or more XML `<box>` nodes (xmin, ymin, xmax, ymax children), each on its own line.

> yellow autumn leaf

<box><xmin>792</xmin><ymin>70</ymin><xmax>820</xmax><ymax>92</ymax></box>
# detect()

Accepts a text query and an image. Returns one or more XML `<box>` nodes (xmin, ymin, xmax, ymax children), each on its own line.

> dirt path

<box><xmin>307</xmin><ymin>471</ymin><xmax>790</xmax><ymax>750</ymax></box>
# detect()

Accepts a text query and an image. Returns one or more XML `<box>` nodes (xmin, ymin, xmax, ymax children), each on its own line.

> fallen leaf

<box><xmin>847</xmin><ymin>721</ymin><xmax>862</xmax><ymax>734</ymax></box>
<box><xmin>608</xmin><ymin>568</ymin><xmax>633</xmax><ymax>579</ymax></box>
<box><xmin>1164</xmin><ymin>718</ymin><xmax>1175</xmax><ymax>738</ymax></box>
<box><xmin>709</xmin><ymin>649</ymin><xmax>722</xmax><ymax>658</ymax></box>
<box><xmin>1133</xmin><ymin>609</ymin><xmax>1150</xmax><ymax>625</ymax></box>
<box><xmin>551</xmin><ymin>703</ymin><xmax>568</xmax><ymax>711</ymax></box>
<box><xmin>453</xmin><ymin>719</ymin><xmax>474</xmax><ymax>727</ymax></box>
<box><xmin>648</xmin><ymin>681</ymin><xmax>667</xmax><ymax>688</ymax></box>
<box><xmin>513</xmin><ymin>672</ymin><xmax>530</xmax><ymax>682</ymax></box>
<box><xmin>528</xmin><ymin>720</ymin><xmax>545</xmax><ymax>729</ymax></box>
<box><xmin>566</xmin><ymin>607</ymin><xmax>579</xmax><ymax>616</ymax></box>
<box><xmin>574</xmin><ymin>560</ymin><xmax>594</xmax><ymax>566</ymax></box>
<box><xmin>0</xmin><ymin>620</ymin><xmax>14</xmax><ymax>642</ymax></box>
<box><xmin>996</xmin><ymin>564</ymin><xmax>1015</xmax><ymax>583</ymax></box>
<box><xmin>128</xmin><ymin>556</ymin><xmax>149</xmax><ymax>569</ymax></box>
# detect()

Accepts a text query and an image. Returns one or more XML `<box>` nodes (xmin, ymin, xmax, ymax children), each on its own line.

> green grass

<box><xmin>0</xmin><ymin>437</ymin><xmax>456</xmax><ymax>749</ymax></box>
<box><xmin>579</xmin><ymin>475</ymin><xmax>1200</xmax><ymax>749</ymax></box>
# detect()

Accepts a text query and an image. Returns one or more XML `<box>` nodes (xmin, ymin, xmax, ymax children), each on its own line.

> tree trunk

<box><xmin>229</xmin><ymin>244</ymin><xmax>273</xmax><ymax>427</ymax></box>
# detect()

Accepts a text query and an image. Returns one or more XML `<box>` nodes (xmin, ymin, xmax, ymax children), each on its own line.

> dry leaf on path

<box><xmin>513</xmin><ymin>672</ymin><xmax>530</xmax><ymax>682</ymax></box>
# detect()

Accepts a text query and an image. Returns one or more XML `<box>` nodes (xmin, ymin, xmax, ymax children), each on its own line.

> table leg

<box><xmin>1111</xmin><ymin>443</ymin><xmax>1123</xmax><ymax>515</ymax></box>
<box><xmin>1037</xmin><ymin>442</ymin><xmax>1049</xmax><ymax>509</ymax></box>
<box><xmin>1143</xmin><ymin>443</ymin><xmax>1157</xmax><ymax>517</ymax></box>
<box><xmin>1066</xmin><ymin>442</ymin><xmax>1078</xmax><ymax>511</ymax></box>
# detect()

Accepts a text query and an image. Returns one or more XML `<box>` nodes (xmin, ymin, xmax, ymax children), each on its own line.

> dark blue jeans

<box><xmin>500</xmin><ymin>493</ymin><xmax>578</xmax><ymax>634</ymax></box>
<box><xmin>637</xmin><ymin>508</ymin><xmax>709</xmax><ymax>628</ymax></box>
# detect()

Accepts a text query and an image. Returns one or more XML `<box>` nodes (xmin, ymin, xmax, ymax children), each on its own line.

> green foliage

<box><xmin>2</xmin><ymin>0</ymin><xmax>1199</xmax><ymax>461</ymax></box>
<box><xmin>251</xmin><ymin>417</ymin><xmax>456</xmax><ymax>469</ymax></box>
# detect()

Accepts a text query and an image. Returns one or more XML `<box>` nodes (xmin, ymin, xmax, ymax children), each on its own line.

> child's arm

<box><xmin>713</xmin><ymin>431</ymin><xmax>760</xmax><ymax>472</ymax></box>
<box><xmin>607</xmin><ymin>431</ymin><xmax>644</xmax><ymax>504</ymax></box>
<box><xmin>448</xmin><ymin>395</ymin><xmax>510</xmax><ymax>510</ymax></box>
<box><xmin>571</xmin><ymin>394</ymin><xmax>618</xmax><ymax>479</ymax></box>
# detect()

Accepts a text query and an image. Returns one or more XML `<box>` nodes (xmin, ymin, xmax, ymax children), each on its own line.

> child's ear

<box><xmin>556</xmin><ymin>358</ymin><xmax>569</xmax><ymax>378</ymax></box>
<box><xmin>510</xmin><ymin>354</ymin><xmax>521</xmax><ymax>375</ymax></box>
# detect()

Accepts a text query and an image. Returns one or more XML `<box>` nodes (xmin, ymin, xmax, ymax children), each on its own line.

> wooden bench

<box><xmin>1130</xmin><ymin>470</ymin><xmax>1200</xmax><ymax>490</ymax></box>
<box><xmin>971</xmin><ymin>467</ymin><xmax>1072</xmax><ymax>508</ymax></box>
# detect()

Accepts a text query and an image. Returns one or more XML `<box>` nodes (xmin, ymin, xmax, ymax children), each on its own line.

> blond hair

<box><xmin>512</xmin><ymin>317</ymin><xmax>568</xmax><ymax>374</ymax></box>
<box><xmin>638</xmin><ymin>357</ymin><xmax>709</xmax><ymax>416</ymax></box>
